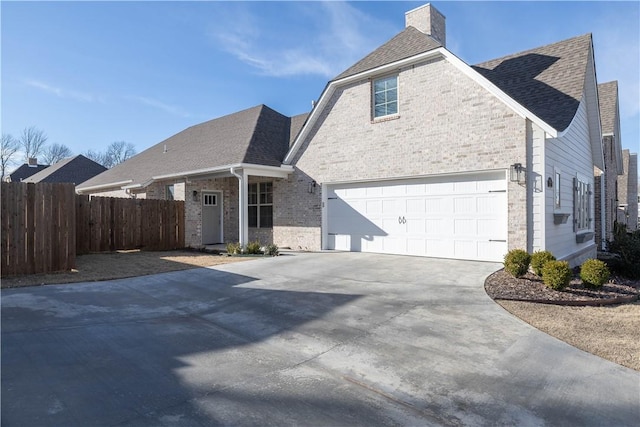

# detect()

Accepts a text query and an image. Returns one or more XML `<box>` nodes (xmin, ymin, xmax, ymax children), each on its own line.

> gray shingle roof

<box><xmin>78</xmin><ymin>105</ymin><xmax>295</xmax><ymax>190</ymax></box>
<box><xmin>289</xmin><ymin>112</ymin><xmax>309</xmax><ymax>146</ymax></box>
<box><xmin>598</xmin><ymin>81</ymin><xmax>618</xmax><ymax>135</ymax></box>
<box><xmin>22</xmin><ymin>155</ymin><xmax>107</xmax><ymax>185</ymax></box>
<box><xmin>333</xmin><ymin>26</ymin><xmax>442</xmax><ymax>81</ymax></box>
<box><xmin>473</xmin><ymin>34</ymin><xmax>592</xmax><ymax>132</ymax></box>
<box><xmin>9</xmin><ymin>164</ymin><xmax>49</xmax><ymax>182</ymax></box>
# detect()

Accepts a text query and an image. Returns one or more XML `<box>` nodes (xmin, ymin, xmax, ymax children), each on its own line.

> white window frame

<box><xmin>203</xmin><ymin>193</ymin><xmax>217</xmax><ymax>206</ymax></box>
<box><xmin>554</xmin><ymin>167</ymin><xmax>561</xmax><ymax>210</ymax></box>
<box><xmin>248</xmin><ymin>182</ymin><xmax>273</xmax><ymax>229</ymax></box>
<box><xmin>573</xmin><ymin>174</ymin><xmax>592</xmax><ymax>232</ymax></box>
<box><xmin>372</xmin><ymin>74</ymin><xmax>399</xmax><ymax>119</ymax></box>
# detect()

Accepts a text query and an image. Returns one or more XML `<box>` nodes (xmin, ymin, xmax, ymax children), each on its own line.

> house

<box><xmin>22</xmin><ymin>154</ymin><xmax>107</xmax><ymax>185</ymax></box>
<box><xmin>7</xmin><ymin>158</ymin><xmax>49</xmax><ymax>182</ymax></box>
<box><xmin>616</xmin><ymin>150</ymin><xmax>638</xmax><ymax>231</ymax></box>
<box><xmin>594</xmin><ymin>81</ymin><xmax>624</xmax><ymax>248</ymax></box>
<box><xmin>79</xmin><ymin>3</ymin><xmax>623</xmax><ymax>266</ymax></box>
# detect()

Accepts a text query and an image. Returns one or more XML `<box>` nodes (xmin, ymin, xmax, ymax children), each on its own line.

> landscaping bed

<box><xmin>485</xmin><ymin>269</ymin><xmax>639</xmax><ymax>305</ymax></box>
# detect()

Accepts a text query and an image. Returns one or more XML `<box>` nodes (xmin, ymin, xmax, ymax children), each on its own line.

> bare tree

<box><xmin>85</xmin><ymin>141</ymin><xmax>136</xmax><ymax>168</ymax></box>
<box><xmin>1</xmin><ymin>133</ymin><xmax>20</xmax><ymax>180</ymax></box>
<box><xmin>19</xmin><ymin>126</ymin><xmax>48</xmax><ymax>162</ymax></box>
<box><xmin>42</xmin><ymin>143</ymin><xmax>73</xmax><ymax>164</ymax></box>
<box><xmin>105</xmin><ymin>141</ymin><xmax>136</xmax><ymax>167</ymax></box>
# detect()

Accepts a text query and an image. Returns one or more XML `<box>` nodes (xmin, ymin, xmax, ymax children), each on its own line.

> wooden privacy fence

<box><xmin>76</xmin><ymin>196</ymin><xmax>185</xmax><ymax>254</ymax></box>
<box><xmin>2</xmin><ymin>182</ymin><xmax>185</xmax><ymax>276</ymax></box>
<box><xmin>1</xmin><ymin>182</ymin><xmax>76</xmax><ymax>276</ymax></box>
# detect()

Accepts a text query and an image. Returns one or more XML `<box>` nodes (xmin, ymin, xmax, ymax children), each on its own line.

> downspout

<box><xmin>230</xmin><ymin>166</ymin><xmax>248</xmax><ymax>247</ymax></box>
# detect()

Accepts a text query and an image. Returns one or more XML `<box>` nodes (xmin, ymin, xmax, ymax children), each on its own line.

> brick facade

<box><xmin>281</xmin><ymin>55</ymin><xmax>527</xmax><ymax>251</ymax></box>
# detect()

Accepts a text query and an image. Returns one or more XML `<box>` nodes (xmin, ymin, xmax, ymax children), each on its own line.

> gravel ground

<box><xmin>1</xmin><ymin>250</ymin><xmax>251</xmax><ymax>288</ymax></box>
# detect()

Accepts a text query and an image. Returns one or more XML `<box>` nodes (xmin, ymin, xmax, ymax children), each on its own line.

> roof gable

<box><xmin>472</xmin><ymin>34</ymin><xmax>591</xmax><ymax>132</ymax></box>
<box><xmin>333</xmin><ymin>26</ymin><xmax>441</xmax><ymax>81</ymax></box>
<box><xmin>77</xmin><ymin>105</ymin><xmax>295</xmax><ymax>191</ymax></box>
<box><xmin>598</xmin><ymin>81</ymin><xmax>618</xmax><ymax>135</ymax></box>
<box><xmin>23</xmin><ymin>155</ymin><xmax>107</xmax><ymax>185</ymax></box>
<box><xmin>8</xmin><ymin>163</ymin><xmax>49</xmax><ymax>182</ymax></box>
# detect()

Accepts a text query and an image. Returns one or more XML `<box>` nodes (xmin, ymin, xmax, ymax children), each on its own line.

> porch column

<box><xmin>234</xmin><ymin>168</ymin><xmax>249</xmax><ymax>247</ymax></box>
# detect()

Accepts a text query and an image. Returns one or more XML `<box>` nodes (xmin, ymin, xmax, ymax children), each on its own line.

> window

<box><xmin>554</xmin><ymin>170</ymin><xmax>561</xmax><ymax>209</ymax></box>
<box><xmin>248</xmin><ymin>182</ymin><xmax>273</xmax><ymax>228</ymax></box>
<box><xmin>574</xmin><ymin>175</ymin><xmax>591</xmax><ymax>232</ymax></box>
<box><xmin>166</xmin><ymin>184</ymin><xmax>175</xmax><ymax>201</ymax></box>
<box><xmin>372</xmin><ymin>75</ymin><xmax>398</xmax><ymax>118</ymax></box>
<box><xmin>203</xmin><ymin>194</ymin><xmax>217</xmax><ymax>206</ymax></box>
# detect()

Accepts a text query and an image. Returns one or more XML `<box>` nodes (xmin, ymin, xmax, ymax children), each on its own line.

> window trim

<box><xmin>554</xmin><ymin>167</ymin><xmax>562</xmax><ymax>210</ymax></box>
<box><xmin>166</xmin><ymin>184</ymin><xmax>175</xmax><ymax>201</ymax></box>
<box><xmin>573</xmin><ymin>174</ymin><xmax>592</xmax><ymax>233</ymax></box>
<box><xmin>371</xmin><ymin>74</ymin><xmax>399</xmax><ymax>120</ymax></box>
<box><xmin>248</xmin><ymin>182</ymin><xmax>273</xmax><ymax>229</ymax></box>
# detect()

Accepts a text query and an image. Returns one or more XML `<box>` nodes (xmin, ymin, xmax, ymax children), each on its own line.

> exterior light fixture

<box><xmin>308</xmin><ymin>180</ymin><xmax>317</xmax><ymax>194</ymax></box>
<box><xmin>509</xmin><ymin>163</ymin><xmax>526</xmax><ymax>185</ymax></box>
<box><xmin>192</xmin><ymin>190</ymin><xmax>199</xmax><ymax>202</ymax></box>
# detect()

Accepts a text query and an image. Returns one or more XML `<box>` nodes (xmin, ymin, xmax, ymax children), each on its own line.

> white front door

<box><xmin>325</xmin><ymin>172</ymin><xmax>508</xmax><ymax>262</ymax></box>
<box><xmin>202</xmin><ymin>192</ymin><xmax>222</xmax><ymax>244</ymax></box>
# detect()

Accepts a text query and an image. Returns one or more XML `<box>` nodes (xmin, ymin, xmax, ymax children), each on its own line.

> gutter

<box><xmin>76</xmin><ymin>179</ymin><xmax>133</xmax><ymax>194</ymax></box>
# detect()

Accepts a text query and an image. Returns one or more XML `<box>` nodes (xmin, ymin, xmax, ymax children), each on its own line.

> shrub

<box><xmin>530</xmin><ymin>250</ymin><xmax>556</xmax><ymax>276</ymax></box>
<box><xmin>245</xmin><ymin>241</ymin><xmax>263</xmax><ymax>255</ymax></box>
<box><xmin>265</xmin><ymin>243</ymin><xmax>279</xmax><ymax>256</ymax></box>
<box><xmin>504</xmin><ymin>249</ymin><xmax>531</xmax><ymax>278</ymax></box>
<box><xmin>542</xmin><ymin>260</ymin><xmax>572</xmax><ymax>291</ymax></box>
<box><xmin>580</xmin><ymin>259</ymin><xmax>610</xmax><ymax>288</ymax></box>
<box><xmin>608</xmin><ymin>223</ymin><xmax>640</xmax><ymax>278</ymax></box>
<box><xmin>226</xmin><ymin>242</ymin><xmax>241</xmax><ymax>255</ymax></box>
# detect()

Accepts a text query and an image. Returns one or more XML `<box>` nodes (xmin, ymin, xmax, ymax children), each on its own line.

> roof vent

<box><xmin>405</xmin><ymin>3</ymin><xmax>446</xmax><ymax>47</ymax></box>
<box><xmin>163</xmin><ymin>144</ymin><xmax>168</xmax><ymax>153</ymax></box>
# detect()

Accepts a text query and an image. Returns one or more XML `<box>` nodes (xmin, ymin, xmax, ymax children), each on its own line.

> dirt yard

<box><xmin>1</xmin><ymin>250</ymin><xmax>250</xmax><ymax>288</ymax></box>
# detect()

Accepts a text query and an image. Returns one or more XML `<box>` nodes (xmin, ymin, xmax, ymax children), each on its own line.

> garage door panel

<box><xmin>326</xmin><ymin>174</ymin><xmax>507</xmax><ymax>262</ymax></box>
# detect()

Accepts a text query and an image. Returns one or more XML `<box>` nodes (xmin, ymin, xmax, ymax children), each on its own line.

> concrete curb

<box><xmin>494</xmin><ymin>294</ymin><xmax>638</xmax><ymax>306</ymax></box>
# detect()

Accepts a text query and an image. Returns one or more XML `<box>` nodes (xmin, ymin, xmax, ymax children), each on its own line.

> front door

<box><xmin>202</xmin><ymin>192</ymin><xmax>222</xmax><ymax>244</ymax></box>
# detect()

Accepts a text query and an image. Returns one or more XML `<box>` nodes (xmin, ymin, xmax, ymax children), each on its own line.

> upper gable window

<box><xmin>372</xmin><ymin>75</ymin><xmax>398</xmax><ymax>119</ymax></box>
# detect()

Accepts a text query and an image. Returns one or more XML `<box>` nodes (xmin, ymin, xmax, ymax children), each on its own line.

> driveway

<box><xmin>2</xmin><ymin>252</ymin><xmax>638</xmax><ymax>426</ymax></box>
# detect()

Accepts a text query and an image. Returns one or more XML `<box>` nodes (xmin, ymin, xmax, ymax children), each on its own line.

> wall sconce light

<box><xmin>547</xmin><ymin>177</ymin><xmax>553</xmax><ymax>188</ymax></box>
<box><xmin>308</xmin><ymin>180</ymin><xmax>317</xmax><ymax>194</ymax></box>
<box><xmin>509</xmin><ymin>163</ymin><xmax>526</xmax><ymax>185</ymax></box>
<box><xmin>192</xmin><ymin>190</ymin><xmax>199</xmax><ymax>202</ymax></box>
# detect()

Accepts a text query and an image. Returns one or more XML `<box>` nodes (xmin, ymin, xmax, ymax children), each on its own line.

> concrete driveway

<box><xmin>2</xmin><ymin>252</ymin><xmax>639</xmax><ymax>426</ymax></box>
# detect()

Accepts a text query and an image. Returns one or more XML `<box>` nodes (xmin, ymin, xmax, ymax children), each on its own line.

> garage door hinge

<box><xmin>328</xmin><ymin>197</ymin><xmax>338</xmax><ymax>200</ymax></box>
<box><xmin>328</xmin><ymin>233</ymin><xmax>338</xmax><ymax>236</ymax></box>
<box><xmin>488</xmin><ymin>190</ymin><xmax>506</xmax><ymax>193</ymax></box>
<box><xmin>489</xmin><ymin>239</ymin><xmax>506</xmax><ymax>242</ymax></box>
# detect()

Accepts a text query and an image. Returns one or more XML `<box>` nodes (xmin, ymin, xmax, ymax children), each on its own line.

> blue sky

<box><xmin>2</xmin><ymin>1</ymin><xmax>639</xmax><ymax>170</ymax></box>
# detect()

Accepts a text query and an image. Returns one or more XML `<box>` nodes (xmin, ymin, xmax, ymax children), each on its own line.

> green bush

<box><xmin>245</xmin><ymin>241</ymin><xmax>263</xmax><ymax>255</ymax></box>
<box><xmin>265</xmin><ymin>243</ymin><xmax>279</xmax><ymax>256</ymax></box>
<box><xmin>608</xmin><ymin>223</ymin><xmax>640</xmax><ymax>278</ymax></box>
<box><xmin>504</xmin><ymin>249</ymin><xmax>531</xmax><ymax>278</ymax></box>
<box><xmin>226</xmin><ymin>242</ymin><xmax>242</xmax><ymax>255</ymax></box>
<box><xmin>542</xmin><ymin>260</ymin><xmax>572</xmax><ymax>291</ymax></box>
<box><xmin>580</xmin><ymin>259</ymin><xmax>610</xmax><ymax>288</ymax></box>
<box><xmin>530</xmin><ymin>250</ymin><xmax>556</xmax><ymax>276</ymax></box>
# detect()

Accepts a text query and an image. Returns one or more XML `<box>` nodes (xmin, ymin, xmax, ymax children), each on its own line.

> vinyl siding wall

<box><xmin>544</xmin><ymin>96</ymin><xmax>597</xmax><ymax>265</ymax></box>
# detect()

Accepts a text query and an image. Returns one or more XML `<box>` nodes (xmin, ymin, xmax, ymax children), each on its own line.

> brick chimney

<box><xmin>405</xmin><ymin>3</ymin><xmax>446</xmax><ymax>47</ymax></box>
<box><xmin>28</xmin><ymin>158</ymin><xmax>38</xmax><ymax>167</ymax></box>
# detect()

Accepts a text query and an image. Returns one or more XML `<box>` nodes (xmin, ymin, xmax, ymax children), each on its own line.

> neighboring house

<box><xmin>594</xmin><ymin>81</ymin><xmax>624</xmax><ymax>249</ymax></box>
<box><xmin>79</xmin><ymin>3</ymin><xmax>621</xmax><ymax>266</ymax></box>
<box><xmin>22</xmin><ymin>154</ymin><xmax>107</xmax><ymax>185</ymax></box>
<box><xmin>7</xmin><ymin>158</ymin><xmax>49</xmax><ymax>182</ymax></box>
<box><xmin>616</xmin><ymin>150</ymin><xmax>638</xmax><ymax>231</ymax></box>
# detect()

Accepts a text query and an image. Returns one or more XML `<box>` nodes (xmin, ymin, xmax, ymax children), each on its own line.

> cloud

<box><xmin>25</xmin><ymin>79</ymin><xmax>98</xmax><ymax>103</ymax></box>
<box><xmin>128</xmin><ymin>96</ymin><xmax>191</xmax><ymax>118</ymax></box>
<box><xmin>208</xmin><ymin>2</ymin><xmax>393</xmax><ymax>78</ymax></box>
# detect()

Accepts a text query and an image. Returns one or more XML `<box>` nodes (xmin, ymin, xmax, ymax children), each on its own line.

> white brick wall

<box><xmin>279</xmin><ymin>56</ymin><xmax>527</xmax><ymax>252</ymax></box>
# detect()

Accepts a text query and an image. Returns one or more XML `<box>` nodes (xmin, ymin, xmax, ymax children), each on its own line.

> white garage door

<box><xmin>325</xmin><ymin>172</ymin><xmax>508</xmax><ymax>262</ymax></box>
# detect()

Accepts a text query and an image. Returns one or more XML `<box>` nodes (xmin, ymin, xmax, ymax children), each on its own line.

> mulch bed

<box><xmin>485</xmin><ymin>269</ymin><xmax>640</xmax><ymax>306</ymax></box>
